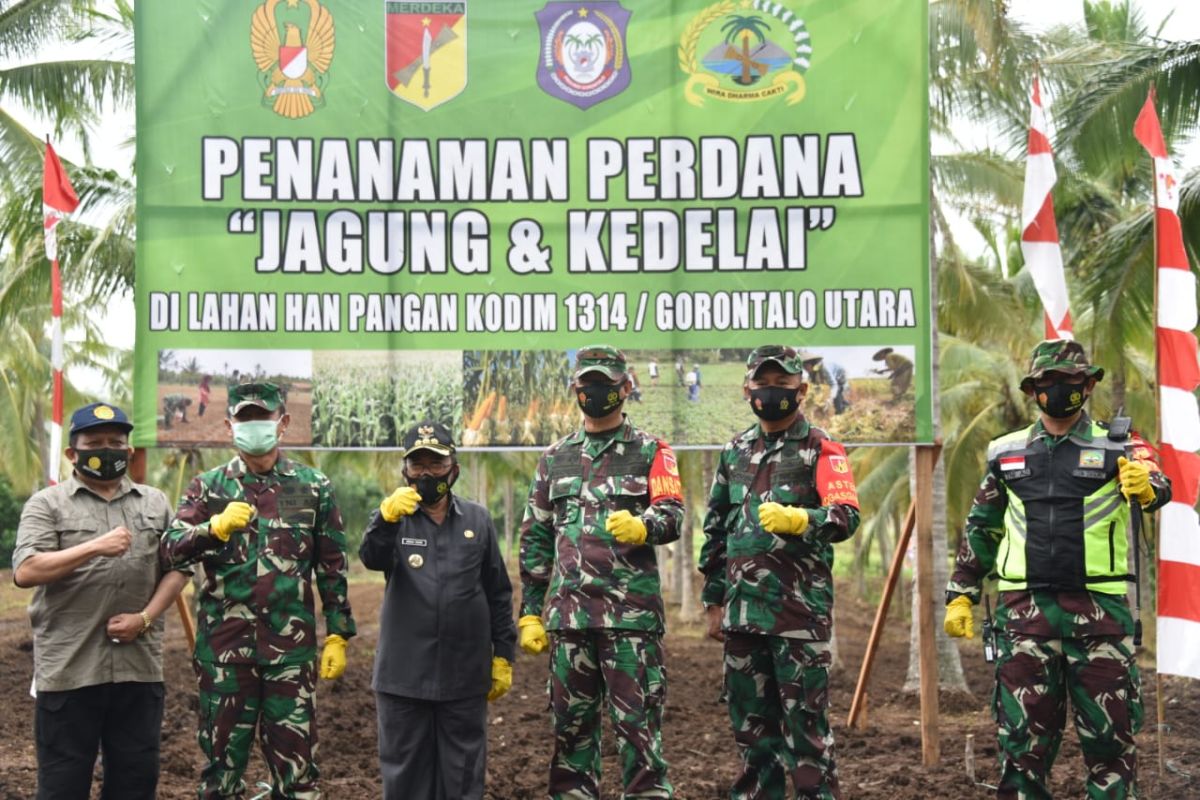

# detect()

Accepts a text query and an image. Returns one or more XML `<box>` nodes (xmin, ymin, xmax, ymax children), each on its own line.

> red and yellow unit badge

<box><xmin>649</xmin><ymin>441</ymin><xmax>683</xmax><ymax>502</ymax></box>
<box><xmin>251</xmin><ymin>0</ymin><xmax>335</xmax><ymax>119</ymax></box>
<box><xmin>386</xmin><ymin>1</ymin><xmax>467</xmax><ymax>111</ymax></box>
<box><xmin>815</xmin><ymin>441</ymin><xmax>859</xmax><ymax>508</ymax></box>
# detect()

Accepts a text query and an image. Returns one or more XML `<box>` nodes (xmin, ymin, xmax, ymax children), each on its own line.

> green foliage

<box><xmin>0</xmin><ymin>474</ymin><xmax>25</xmax><ymax>569</ymax></box>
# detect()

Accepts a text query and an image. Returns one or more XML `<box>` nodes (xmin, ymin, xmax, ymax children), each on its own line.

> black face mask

<box><xmin>74</xmin><ymin>448</ymin><xmax>129</xmax><ymax>481</ymax></box>
<box><xmin>576</xmin><ymin>383</ymin><xmax>624</xmax><ymax>418</ymax></box>
<box><xmin>405</xmin><ymin>468</ymin><xmax>457</xmax><ymax>505</ymax></box>
<box><xmin>1035</xmin><ymin>381</ymin><xmax>1088</xmax><ymax>419</ymax></box>
<box><xmin>748</xmin><ymin>386</ymin><xmax>801</xmax><ymax>422</ymax></box>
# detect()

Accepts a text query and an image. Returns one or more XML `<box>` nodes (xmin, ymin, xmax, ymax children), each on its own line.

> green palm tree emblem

<box><xmin>563</xmin><ymin>31</ymin><xmax>605</xmax><ymax>74</ymax></box>
<box><xmin>720</xmin><ymin>14</ymin><xmax>771</xmax><ymax>85</ymax></box>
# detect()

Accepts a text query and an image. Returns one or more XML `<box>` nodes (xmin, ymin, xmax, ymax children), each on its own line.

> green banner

<box><xmin>134</xmin><ymin>0</ymin><xmax>930</xmax><ymax>449</ymax></box>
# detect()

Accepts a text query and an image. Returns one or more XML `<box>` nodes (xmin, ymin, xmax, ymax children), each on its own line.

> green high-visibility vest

<box><xmin>988</xmin><ymin>421</ymin><xmax>1131</xmax><ymax>594</ymax></box>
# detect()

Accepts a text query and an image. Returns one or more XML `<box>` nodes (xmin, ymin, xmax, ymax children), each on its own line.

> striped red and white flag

<box><xmin>43</xmin><ymin>141</ymin><xmax>79</xmax><ymax>486</ymax></box>
<box><xmin>1135</xmin><ymin>93</ymin><xmax>1200</xmax><ymax>680</ymax></box>
<box><xmin>1020</xmin><ymin>76</ymin><xmax>1073</xmax><ymax>340</ymax></box>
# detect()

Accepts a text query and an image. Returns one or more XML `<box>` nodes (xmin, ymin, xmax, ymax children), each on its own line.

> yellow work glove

<box><xmin>758</xmin><ymin>502</ymin><xmax>809</xmax><ymax>536</ymax></box>
<box><xmin>606</xmin><ymin>510</ymin><xmax>648</xmax><ymax>545</ymax></box>
<box><xmin>943</xmin><ymin>595</ymin><xmax>974</xmax><ymax>639</ymax></box>
<box><xmin>209</xmin><ymin>501</ymin><xmax>253</xmax><ymax>542</ymax></box>
<box><xmin>1117</xmin><ymin>456</ymin><xmax>1156</xmax><ymax>507</ymax></box>
<box><xmin>380</xmin><ymin>486</ymin><xmax>421</xmax><ymax>522</ymax></box>
<box><xmin>487</xmin><ymin>657</ymin><xmax>512</xmax><ymax>702</ymax></box>
<box><xmin>518</xmin><ymin>615</ymin><xmax>549</xmax><ymax>655</ymax></box>
<box><xmin>320</xmin><ymin>634</ymin><xmax>348</xmax><ymax>680</ymax></box>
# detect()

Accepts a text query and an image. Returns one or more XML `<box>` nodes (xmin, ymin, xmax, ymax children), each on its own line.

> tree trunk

<box><xmin>679</xmin><ymin>503</ymin><xmax>699</xmax><ymax>623</ymax></box>
<box><xmin>904</xmin><ymin>206</ymin><xmax>968</xmax><ymax>693</ymax></box>
<box><xmin>904</xmin><ymin>450</ymin><xmax>968</xmax><ymax>692</ymax></box>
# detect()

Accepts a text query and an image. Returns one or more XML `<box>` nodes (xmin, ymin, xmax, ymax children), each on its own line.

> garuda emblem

<box><xmin>678</xmin><ymin>0</ymin><xmax>809</xmax><ymax>107</ymax></box>
<box><xmin>251</xmin><ymin>0</ymin><xmax>335</xmax><ymax>119</ymax></box>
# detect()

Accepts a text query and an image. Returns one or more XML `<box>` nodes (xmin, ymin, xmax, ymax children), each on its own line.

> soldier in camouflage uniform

<box><xmin>944</xmin><ymin>340</ymin><xmax>1171</xmax><ymax>800</ymax></box>
<box><xmin>519</xmin><ymin>344</ymin><xmax>685</xmax><ymax>800</ymax></box>
<box><xmin>700</xmin><ymin>345</ymin><xmax>861</xmax><ymax>800</ymax></box>
<box><xmin>162</xmin><ymin>382</ymin><xmax>356</xmax><ymax>800</ymax></box>
<box><xmin>162</xmin><ymin>393</ymin><xmax>193</xmax><ymax>429</ymax></box>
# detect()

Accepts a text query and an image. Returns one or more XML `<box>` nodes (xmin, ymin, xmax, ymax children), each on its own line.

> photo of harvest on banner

<box><xmin>461</xmin><ymin>350</ymin><xmax>573</xmax><ymax>447</ymax></box>
<box><xmin>155</xmin><ymin>349</ymin><xmax>313</xmax><ymax>446</ymax></box>
<box><xmin>627</xmin><ymin>346</ymin><xmax>916</xmax><ymax>446</ymax></box>
<box><xmin>311</xmin><ymin>350</ymin><xmax>462</xmax><ymax>447</ymax></box>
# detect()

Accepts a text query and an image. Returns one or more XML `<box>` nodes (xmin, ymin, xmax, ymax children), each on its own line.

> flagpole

<box><xmin>45</xmin><ymin>136</ymin><xmax>65</xmax><ymax>487</ymax></box>
<box><xmin>1147</xmin><ymin>86</ymin><xmax>1167</xmax><ymax>779</ymax></box>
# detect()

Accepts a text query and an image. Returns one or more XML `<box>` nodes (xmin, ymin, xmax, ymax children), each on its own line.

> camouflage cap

<box><xmin>228</xmin><ymin>382</ymin><xmax>283</xmax><ymax>415</ymax></box>
<box><xmin>402</xmin><ymin>420</ymin><xmax>456</xmax><ymax>458</ymax></box>
<box><xmin>745</xmin><ymin>345</ymin><xmax>805</xmax><ymax>377</ymax></box>
<box><xmin>1020</xmin><ymin>339</ymin><xmax>1104</xmax><ymax>390</ymax></box>
<box><xmin>574</xmin><ymin>344</ymin><xmax>627</xmax><ymax>381</ymax></box>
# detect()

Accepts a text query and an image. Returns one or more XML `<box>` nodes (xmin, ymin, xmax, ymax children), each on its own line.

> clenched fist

<box><xmin>380</xmin><ymin>487</ymin><xmax>421</xmax><ymax>522</ymax></box>
<box><xmin>210</xmin><ymin>502</ymin><xmax>253</xmax><ymax>542</ymax></box>
<box><xmin>91</xmin><ymin>526</ymin><xmax>133</xmax><ymax>557</ymax></box>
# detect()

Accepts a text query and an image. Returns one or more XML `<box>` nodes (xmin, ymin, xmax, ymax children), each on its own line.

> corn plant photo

<box><xmin>311</xmin><ymin>350</ymin><xmax>462</xmax><ymax>447</ymax></box>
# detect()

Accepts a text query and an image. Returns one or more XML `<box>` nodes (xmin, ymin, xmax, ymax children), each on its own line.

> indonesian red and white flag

<box><xmin>43</xmin><ymin>141</ymin><xmax>78</xmax><ymax>261</ymax></box>
<box><xmin>1020</xmin><ymin>76</ymin><xmax>1073</xmax><ymax>340</ymax></box>
<box><xmin>1135</xmin><ymin>93</ymin><xmax>1200</xmax><ymax>680</ymax></box>
<box><xmin>43</xmin><ymin>141</ymin><xmax>78</xmax><ymax>485</ymax></box>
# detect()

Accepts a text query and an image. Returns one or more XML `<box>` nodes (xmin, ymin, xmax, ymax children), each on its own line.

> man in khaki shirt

<box><xmin>14</xmin><ymin>402</ymin><xmax>188</xmax><ymax>800</ymax></box>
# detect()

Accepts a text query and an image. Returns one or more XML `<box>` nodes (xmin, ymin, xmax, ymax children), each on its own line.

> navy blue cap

<box><xmin>69</xmin><ymin>402</ymin><xmax>133</xmax><ymax>436</ymax></box>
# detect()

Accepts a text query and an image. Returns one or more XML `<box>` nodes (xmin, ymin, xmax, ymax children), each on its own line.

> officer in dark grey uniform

<box><xmin>360</xmin><ymin>421</ymin><xmax>516</xmax><ymax>800</ymax></box>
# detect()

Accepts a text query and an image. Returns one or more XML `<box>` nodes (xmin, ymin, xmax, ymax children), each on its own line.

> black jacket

<box><xmin>360</xmin><ymin>495</ymin><xmax>516</xmax><ymax>701</ymax></box>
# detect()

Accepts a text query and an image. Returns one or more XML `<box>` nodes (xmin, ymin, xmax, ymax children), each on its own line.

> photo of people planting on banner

<box><xmin>156</xmin><ymin>349</ymin><xmax>313</xmax><ymax>446</ymax></box>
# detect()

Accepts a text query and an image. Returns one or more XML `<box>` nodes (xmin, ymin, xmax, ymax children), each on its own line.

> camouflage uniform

<box><xmin>701</xmin><ymin>347</ymin><xmax>861</xmax><ymax>800</ymax></box>
<box><xmin>520</xmin><ymin>401</ymin><xmax>684</xmax><ymax>798</ymax></box>
<box><xmin>162</xmin><ymin>393</ymin><xmax>192</xmax><ymax>429</ymax></box>
<box><xmin>162</xmin><ymin>454</ymin><xmax>356</xmax><ymax>799</ymax></box>
<box><xmin>947</xmin><ymin>341</ymin><xmax>1170</xmax><ymax>800</ymax></box>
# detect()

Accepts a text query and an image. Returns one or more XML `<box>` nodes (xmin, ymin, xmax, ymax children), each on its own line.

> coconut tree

<box><xmin>720</xmin><ymin>14</ymin><xmax>771</xmax><ymax>85</ymax></box>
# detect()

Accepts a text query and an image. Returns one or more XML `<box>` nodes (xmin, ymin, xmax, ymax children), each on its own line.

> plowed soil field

<box><xmin>0</xmin><ymin>575</ymin><xmax>1196</xmax><ymax>798</ymax></box>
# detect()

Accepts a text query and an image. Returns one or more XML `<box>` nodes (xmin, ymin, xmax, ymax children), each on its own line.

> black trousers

<box><xmin>376</xmin><ymin>692</ymin><xmax>487</xmax><ymax>800</ymax></box>
<box><xmin>35</xmin><ymin>681</ymin><xmax>164</xmax><ymax>800</ymax></box>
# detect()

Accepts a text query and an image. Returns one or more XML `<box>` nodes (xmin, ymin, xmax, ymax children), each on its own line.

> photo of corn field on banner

<box><xmin>133</xmin><ymin>0</ymin><xmax>930</xmax><ymax>448</ymax></box>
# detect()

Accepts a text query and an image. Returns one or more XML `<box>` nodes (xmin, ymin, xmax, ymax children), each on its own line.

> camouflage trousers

<box><xmin>548</xmin><ymin>629</ymin><xmax>672</xmax><ymax>799</ymax></box>
<box><xmin>195</xmin><ymin>660</ymin><xmax>320</xmax><ymax>800</ymax></box>
<box><xmin>724</xmin><ymin>633</ymin><xmax>838</xmax><ymax>800</ymax></box>
<box><xmin>993</xmin><ymin>632</ymin><xmax>1142</xmax><ymax>800</ymax></box>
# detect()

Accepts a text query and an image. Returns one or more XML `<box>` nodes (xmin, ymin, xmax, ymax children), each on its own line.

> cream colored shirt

<box><xmin>14</xmin><ymin>475</ymin><xmax>173</xmax><ymax>692</ymax></box>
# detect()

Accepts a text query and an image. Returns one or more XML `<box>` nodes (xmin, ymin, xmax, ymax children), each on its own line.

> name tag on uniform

<box><xmin>999</xmin><ymin>456</ymin><xmax>1026</xmax><ymax>471</ymax></box>
<box><xmin>401</xmin><ymin>537</ymin><xmax>427</xmax><ymax>547</ymax></box>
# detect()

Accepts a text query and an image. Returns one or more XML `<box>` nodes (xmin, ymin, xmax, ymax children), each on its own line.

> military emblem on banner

<box><xmin>678</xmin><ymin>0</ymin><xmax>810</xmax><ymax>107</ymax></box>
<box><xmin>386</xmin><ymin>1</ymin><xmax>467</xmax><ymax>111</ymax></box>
<box><xmin>535</xmin><ymin>2</ymin><xmax>632</xmax><ymax>109</ymax></box>
<box><xmin>251</xmin><ymin>0</ymin><xmax>335</xmax><ymax>119</ymax></box>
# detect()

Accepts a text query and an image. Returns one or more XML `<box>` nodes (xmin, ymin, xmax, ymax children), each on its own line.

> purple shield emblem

<box><xmin>535</xmin><ymin>2</ymin><xmax>631</xmax><ymax>109</ymax></box>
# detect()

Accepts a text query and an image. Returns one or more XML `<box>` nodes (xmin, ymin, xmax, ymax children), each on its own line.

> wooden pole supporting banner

<box><xmin>847</xmin><ymin>443</ymin><xmax>941</xmax><ymax>730</ymax></box>
<box><xmin>914</xmin><ymin>444</ymin><xmax>940</xmax><ymax>766</ymax></box>
<box><xmin>131</xmin><ymin>448</ymin><xmax>196</xmax><ymax>652</ymax></box>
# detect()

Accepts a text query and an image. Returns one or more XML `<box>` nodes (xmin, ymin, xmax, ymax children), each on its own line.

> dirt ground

<box><xmin>0</xmin><ymin>575</ymin><xmax>1197</xmax><ymax>799</ymax></box>
<box><xmin>156</xmin><ymin>383</ymin><xmax>313</xmax><ymax>447</ymax></box>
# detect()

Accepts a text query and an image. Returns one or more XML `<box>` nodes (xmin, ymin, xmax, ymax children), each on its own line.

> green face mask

<box><xmin>232</xmin><ymin>420</ymin><xmax>279</xmax><ymax>455</ymax></box>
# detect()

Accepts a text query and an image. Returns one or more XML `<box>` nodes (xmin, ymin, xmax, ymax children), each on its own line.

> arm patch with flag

<box><xmin>649</xmin><ymin>440</ymin><xmax>683</xmax><ymax>503</ymax></box>
<box><xmin>815</xmin><ymin>440</ymin><xmax>859</xmax><ymax>509</ymax></box>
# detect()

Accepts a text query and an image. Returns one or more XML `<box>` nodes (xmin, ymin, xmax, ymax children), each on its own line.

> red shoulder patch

<box><xmin>649</xmin><ymin>440</ymin><xmax>683</xmax><ymax>503</ymax></box>
<box><xmin>815</xmin><ymin>440</ymin><xmax>859</xmax><ymax>509</ymax></box>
